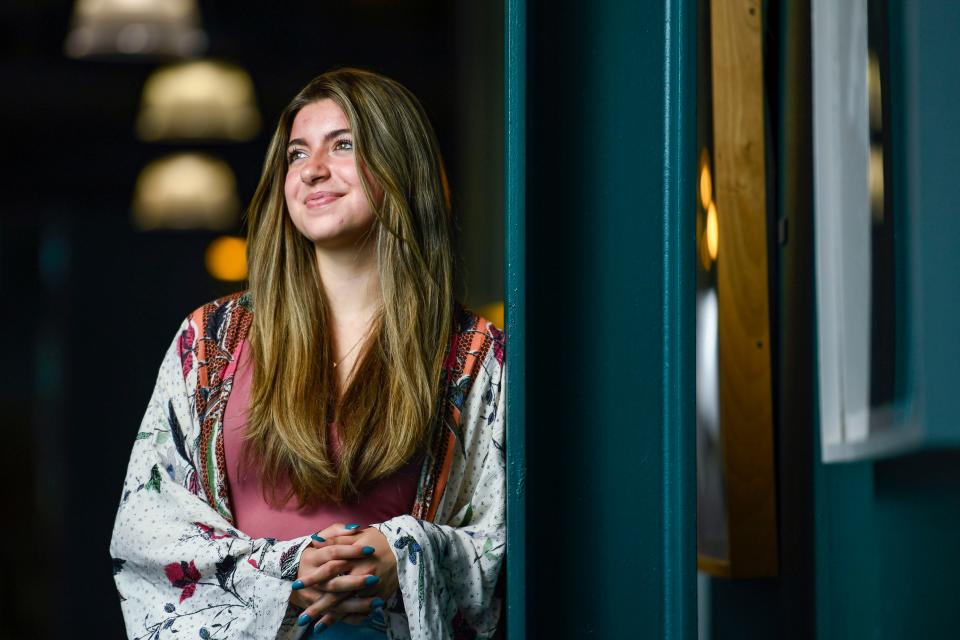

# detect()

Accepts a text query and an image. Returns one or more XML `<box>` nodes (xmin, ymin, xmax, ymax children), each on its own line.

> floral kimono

<box><xmin>110</xmin><ymin>292</ymin><xmax>506</xmax><ymax>639</ymax></box>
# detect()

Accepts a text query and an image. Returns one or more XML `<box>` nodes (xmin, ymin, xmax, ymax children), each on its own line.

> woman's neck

<box><xmin>314</xmin><ymin>241</ymin><xmax>380</xmax><ymax>327</ymax></box>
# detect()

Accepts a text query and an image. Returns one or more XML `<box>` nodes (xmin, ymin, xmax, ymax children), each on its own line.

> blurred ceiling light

<box><xmin>699</xmin><ymin>150</ymin><xmax>713</xmax><ymax>210</ymax></box>
<box><xmin>205</xmin><ymin>236</ymin><xmax>248</xmax><ymax>281</ymax></box>
<box><xmin>137</xmin><ymin>61</ymin><xmax>261</xmax><ymax>141</ymax></box>
<box><xmin>706</xmin><ymin>201</ymin><xmax>719</xmax><ymax>262</ymax></box>
<box><xmin>65</xmin><ymin>0</ymin><xmax>207</xmax><ymax>59</ymax></box>
<box><xmin>132</xmin><ymin>153</ymin><xmax>239</xmax><ymax>231</ymax></box>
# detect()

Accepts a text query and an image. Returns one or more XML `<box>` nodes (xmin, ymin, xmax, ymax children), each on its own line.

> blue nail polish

<box><xmin>291</xmin><ymin>579</ymin><xmax>305</xmax><ymax>590</ymax></box>
<box><xmin>364</xmin><ymin>575</ymin><xmax>380</xmax><ymax>586</ymax></box>
<box><xmin>311</xmin><ymin>534</ymin><xmax>326</xmax><ymax>543</ymax></box>
<box><xmin>345</xmin><ymin>523</ymin><xmax>359</xmax><ymax>530</ymax></box>
<box><xmin>371</xmin><ymin>598</ymin><xmax>386</xmax><ymax>609</ymax></box>
<box><xmin>297</xmin><ymin>614</ymin><xmax>311</xmax><ymax>626</ymax></box>
<box><xmin>313</xmin><ymin>622</ymin><xmax>328</xmax><ymax>635</ymax></box>
<box><xmin>362</xmin><ymin>546</ymin><xmax>375</xmax><ymax>555</ymax></box>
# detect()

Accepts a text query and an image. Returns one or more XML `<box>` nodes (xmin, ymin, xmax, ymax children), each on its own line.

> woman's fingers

<box><xmin>288</xmin><ymin>586</ymin><xmax>324</xmax><ymax>610</ymax></box>
<box><xmin>328</xmin><ymin>596</ymin><xmax>386</xmax><ymax>614</ymax></box>
<box><xmin>309</xmin><ymin>522</ymin><xmax>364</xmax><ymax>547</ymax></box>
<box><xmin>297</xmin><ymin>590</ymin><xmax>349</xmax><ymax>628</ymax></box>
<box><xmin>312</xmin><ymin>612</ymin><xmax>341</xmax><ymax>635</ymax></box>
<box><xmin>319</xmin><ymin>572</ymin><xmax>381</xmax><ymax>594</ymax></box>
<box><xmin>294</xmin><ymin>576</ymin><xmax>382</xmax><ymax>628</ymax></box>
<box><xmin>304</xmin><ymin>597</ymin><xmax>387</xmax><ymax>634</ymax></box>
<box><xmin>292</xmin><ymin>559</ymin><xmax>349</xmax><ymax>591</ymax></box>
<box><xmin>294</xmin><ymin>545</ymin><xmax>376</xmax><ymax>589</ymax></box>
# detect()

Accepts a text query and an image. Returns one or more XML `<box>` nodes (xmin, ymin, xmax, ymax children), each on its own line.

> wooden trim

<box><xmin>709</xmin><ymin>0</ymin><xmax>779</xmax><ymax>578</ymax></box>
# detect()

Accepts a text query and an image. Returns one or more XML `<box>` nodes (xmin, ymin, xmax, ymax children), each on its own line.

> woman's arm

<box><xmin>110</xmin><ymin>319</ymin><xmax>312</xmax><ymax>640</ymax></box>
<box><xmin>374</xmin><ymin>348</ymin><xmax>507</xmax><ymax>639</ymax></box>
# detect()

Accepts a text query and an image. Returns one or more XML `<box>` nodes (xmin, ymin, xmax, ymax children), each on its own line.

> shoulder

<box><xmin>176</xmin><ymin>291</ymin><xmax>253</xmax><ymax>375</ymax></box>
<box><xmin>448</xmin><ymin>305</ymin><xmax>506</xmax><ymax>383</ymax></box>
<box><xmin>454</xmin><ymin>304</ymin><xmax>504</xmax><ymax>343</ymax></box>
<box><xmin>184</xmin><ymin>290</ymin><xmax>253</xmax><ymax>328</ymax></box>
<box><xmin>182</xmin><ymin>291</ymin><xmax>253</xmax><ymax>338</ymax></box>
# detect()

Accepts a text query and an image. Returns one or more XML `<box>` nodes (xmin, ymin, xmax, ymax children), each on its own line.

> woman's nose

<box><xmin>300</xmin><ymin>155</ymin><xmax>330</xmax><ymax>183</ymax></box>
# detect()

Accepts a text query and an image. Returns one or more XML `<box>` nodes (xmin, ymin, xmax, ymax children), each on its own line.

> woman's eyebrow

<box><xmin>287</xmin><ymin>129</ymin><xmax>352</xmax><ymax>149</ymax></box>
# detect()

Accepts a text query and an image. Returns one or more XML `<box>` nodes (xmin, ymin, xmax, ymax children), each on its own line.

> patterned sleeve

<box><xmin>110</xmin><ymin>318</ymin><xmax>311</xmax><ymax>640</ymax></box>
<box><xmin>374</xmin><ymin>344</ymin><xmax>506</xmax><ymax>639</ymax></box>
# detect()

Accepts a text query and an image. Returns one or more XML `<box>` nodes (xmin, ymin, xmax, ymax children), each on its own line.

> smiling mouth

<box><xmin>306</xmin><ymin>192</ymin><xmax>344</xmax><ymax>207</ymax></box>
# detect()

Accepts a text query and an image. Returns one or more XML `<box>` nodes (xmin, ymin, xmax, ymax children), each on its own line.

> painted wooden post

<box><xmin>504</xmin><ymin>0</ymin><xmax>527</xmax><ymax>638</ymax></box>
<box><xmin>505</xmin><ymin>0</ymin><xmax>697</xmax><ymax>635</ymax></box>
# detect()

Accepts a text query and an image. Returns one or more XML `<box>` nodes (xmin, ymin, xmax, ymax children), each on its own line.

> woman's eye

<box><xmin>288</xmin><ymin>149</ymin><xmax>307</xmax><ymax>163</ymax></box>
<box><xmin>333</xmin><ymin>139</ymin><xmax>354</xmax><ymax>151</ymax></box>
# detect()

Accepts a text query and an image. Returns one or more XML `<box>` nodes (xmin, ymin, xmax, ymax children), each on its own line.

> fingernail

<box><xmin>371</xmin><ymin>597</ymin><xmax>386</xmax><ymax>609</ymax></box>
<box><xmin>364</xmin><ymin>575</ymin><xmax>380</xmax><ymax>586</ymax></box>
<box><xmin>311</xmin><ymin>534</ymin><xmax>326</xmax><ymax>543</ymax></box>
<box><xmin>313</xmin><ymin>622</ymin><xmax>328</xmax><ymax>635</ymax></box>
<box><xmin>345</xmin><ymin>523</ymin><xmax>359</xmax><ymax>530</ymax></box>
<box><xmin>297</xmin><ymin>614</ymin><xmax>311</xmax><ymax>626</ymax></box>
<box><xmin>291</xmin><ymin>579</ymin><xmax>305</xmax><ymax>590</ymax></box>
<box><xmin>361</xmin><ymin>546</ymin><xmax>375</xmax><ymax>555</ymax></box>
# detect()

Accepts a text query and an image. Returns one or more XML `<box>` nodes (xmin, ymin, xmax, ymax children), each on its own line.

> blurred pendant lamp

<box><xmin>136</xmin><ymin>60</ymin><xmax>261</xmax><ymax>142</ymax></box>
<box><xmin>132</xmin><ymin>153</ymin><xmax>239</xmax><ymax>231</ymax></box>
<box><xmin>65</xmin><ymin>0</ymin><xmax>207</xmax><ymax>59</ymax></box>
<box><xmin>131</xmin><ymin>60</ymin><xmax>260</xmax><ymax>232</ymax></box>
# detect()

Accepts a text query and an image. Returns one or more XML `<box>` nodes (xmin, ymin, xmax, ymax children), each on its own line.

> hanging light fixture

<box><xmin>136</xmin><ymin>60</ymin><xmax>260</xmax><ymax>142</ymax></box>
<box><xmin>132</xmin><ymin>153</ymin><xmax>239</xmax><ymax>231</ymax></box>
<box><xmin>65</xmin><ymin>0</ymin><xmax>207</xmax><ymax>59</ymax></box>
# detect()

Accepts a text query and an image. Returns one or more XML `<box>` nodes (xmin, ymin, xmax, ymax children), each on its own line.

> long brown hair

<box><xmin>244</xmin><ymin>68</ymin><xmax>454</xmax><ymax>505</ymax></box>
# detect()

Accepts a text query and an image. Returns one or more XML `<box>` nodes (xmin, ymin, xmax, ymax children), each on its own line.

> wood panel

<box><xmin>705</xmin><ymin>0</ymin><xmax>779</xmax><ymax>578</ymax></box>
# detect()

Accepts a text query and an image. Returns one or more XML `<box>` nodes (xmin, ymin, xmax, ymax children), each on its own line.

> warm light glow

<box><xmin>475</xmin><ymin>301</ymin><xmax>505</xmax><ymax>329</ymax></box>
<box><xmin>868</xmin><ymin>52</ymin><xmax>882</xmax><ymax>132</ymax></box>
<box><xmin>706</xmin><ymin>202</ymin><xmax>719</xmax><ymax>261</ymax></box>
<box><xmin>65</xmin><ymin>0</ymin><xmax>206</xmax><ymax>58</ymax></box>
<box><xmin>75</xmin><ymin>0</ymin><xmax>196</xmax><ymax>20</ymax></box>
<box><xmin>132</xmin><ymin>153</ymin><xmax>239</xmax><ymax>230</ymax></box>
<box><xmin>869</xmin><ymin>146</ymin><xmax>885</xmax><ymax>221</ymax></box>
<box><xmin>205</xmin><ymin>236</ymin><xmax>248</xmax><ymax>282</ymax></box>
<box><xmin>137</xmin><ymin>60</ymin><xmax>260</xmax><ymax>141</ymax></box>
<box><xmin>699</xmin><ymin>150</ymin><xmax>713</xmax><ymax>210</ymax></box>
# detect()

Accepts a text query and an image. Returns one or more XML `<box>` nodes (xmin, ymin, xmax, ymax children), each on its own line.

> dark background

<box><xmin>0</xmin><ymin>2</ymin><xmax>502</xmax><ymax>637</ymax></box>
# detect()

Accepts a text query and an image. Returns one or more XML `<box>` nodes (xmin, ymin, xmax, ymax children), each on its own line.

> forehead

<box><xmin>289</xmin><ymin>99</ymin><xmax>350</xmax><ymax>139</ymax></box>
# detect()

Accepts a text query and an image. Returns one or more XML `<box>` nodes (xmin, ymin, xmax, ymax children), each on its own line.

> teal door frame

<box><xmin>505</xmin><ymin>0</ymin><xmax>697</xmax><ymax>636</ymax></box>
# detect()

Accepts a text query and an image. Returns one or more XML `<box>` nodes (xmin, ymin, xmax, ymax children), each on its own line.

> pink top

<box><xmin>222</xmin><ymin>340</ymin><xmax>422</xmax><ymax>540</ymax></box>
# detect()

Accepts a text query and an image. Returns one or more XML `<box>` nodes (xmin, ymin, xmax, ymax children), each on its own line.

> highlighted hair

<box><xmin>244</xmin><ymin>68</ymin><xmax>454</xmax><ymax>504</ymax></box>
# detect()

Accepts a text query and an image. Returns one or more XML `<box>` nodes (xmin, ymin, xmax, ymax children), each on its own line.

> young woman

<box><xmin>111</xmin><ymin>68</ymin><xmax>506</xmax><ymax>640</ymax></box>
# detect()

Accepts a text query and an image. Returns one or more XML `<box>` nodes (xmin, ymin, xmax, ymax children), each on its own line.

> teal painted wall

<box><xmin>815</xmin><ymin>454</ymin><xmax>960</xmax><ymax>638</ymax></box>
<box><xmin>506</xmin><ymin>0</ymin><xmax>698</xmax><ymax>636</ymax></box>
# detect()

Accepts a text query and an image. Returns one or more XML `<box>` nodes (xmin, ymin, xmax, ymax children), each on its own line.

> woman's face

<box><xmin>284</xmin><ymin>99</ymin><xmax>381</xmax><ymax>250</ymax></box>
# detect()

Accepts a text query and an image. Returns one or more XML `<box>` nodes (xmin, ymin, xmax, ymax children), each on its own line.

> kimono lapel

<box><xmin>413</xmin><ymin>308</ymin><xmax>496</xmax><ymax>522</ymax></box>
<box><xmin>190</xmin><ymin>291</ymin><xmax>253</xmax><ymax>521</ymax></box>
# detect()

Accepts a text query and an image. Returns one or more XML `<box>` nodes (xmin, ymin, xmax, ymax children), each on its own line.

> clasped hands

<box><xmin>289</xmin><ymin>522</ymin><xmax>398</xmax><ymax>634</ymax></box>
